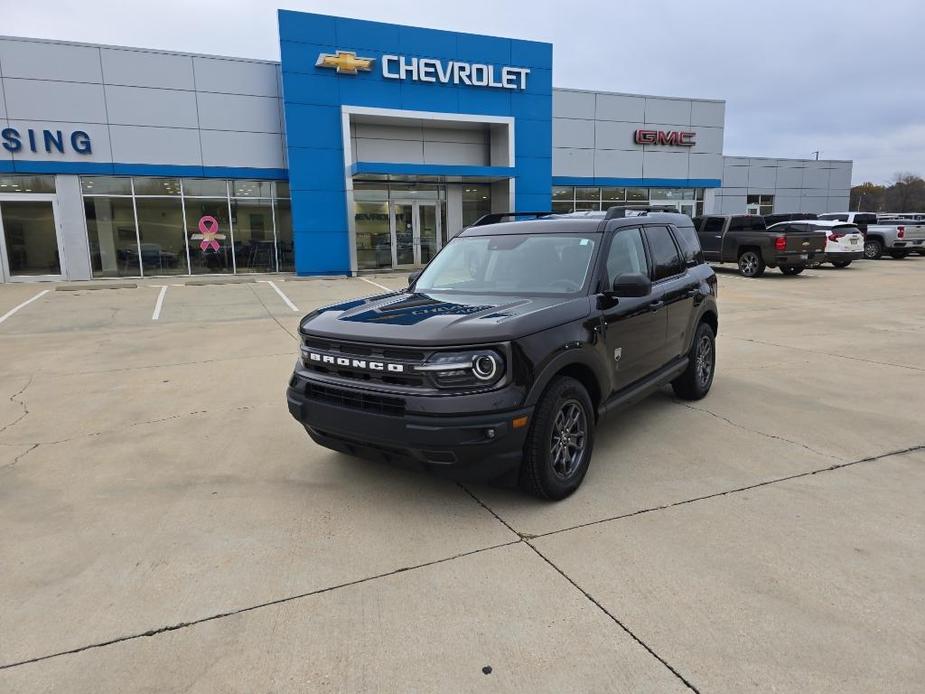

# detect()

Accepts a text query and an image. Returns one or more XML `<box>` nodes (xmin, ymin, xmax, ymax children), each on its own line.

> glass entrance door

<box><xmin>389</xmin><ymin>201</ymin><xmax>442</xmax><ymax>268</ymax></box>
<box><xmin>0</xmin><ymin>198</ymin><xmax>64</xmax><ymax>281</ymax></box>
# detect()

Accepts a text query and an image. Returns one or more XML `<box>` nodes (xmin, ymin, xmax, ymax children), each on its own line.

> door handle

<box><xmin>648</xmin><ymin>299</ymin><xmax>665</xmax><ymax>311</ymax></box>
<box><xmin>685</xmin><ymin>288</ymin><xmax>699</xmax><ymax>298</ymax></box>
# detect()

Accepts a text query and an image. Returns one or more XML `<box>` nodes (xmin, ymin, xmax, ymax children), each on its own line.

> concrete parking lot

<box><xmin>1</xmin><ymin>259</ymin><xmax>923</xmax><ymax>692</ymax></box>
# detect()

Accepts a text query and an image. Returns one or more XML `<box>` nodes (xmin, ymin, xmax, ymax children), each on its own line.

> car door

<box><xmin>599</xmin><ymin>226</ymin><xmax>667</xmax><ymax>393</ymax></box>
<box><xmin>698</xmin><ymin>216</ymin><xmax>725</xmax><ymax>260</ymax></box>
<box><xmin>642</xmin><ymin>224</ymin><xmax>691</xmax><ymax>362</ymax></box>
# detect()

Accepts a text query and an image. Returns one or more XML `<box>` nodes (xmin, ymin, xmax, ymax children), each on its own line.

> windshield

<box><xmin>415</xmin><ymin>233</ymin><xmax>597</xmax><ymax>294</ymax></box>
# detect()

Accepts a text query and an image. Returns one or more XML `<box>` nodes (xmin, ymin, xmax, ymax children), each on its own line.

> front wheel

<box><xmin>520</xmin><ymin>376</ymin><xmax>595</xmax><ymax>500</ymax></box>
<box><xmin>832</xmin><ymin>260</ymin><xmax>852</xmax><ymax>268</ymax></box>
<box><xmin>864</xmin><ymin>239</ymin><xmax>883</xmax><ymax>259</ymax></box>
<box><xmin>738</xmin><ymin>250</ymin><xmax>766</xmax><ymax>278</ymax></box>
<box><xmin>889</xmin><ymin>250</ymin><xmax>909</xmax><ymax>259</ymax></box>
<box><xmin>672</xmin><ymin>322</ymin><xmax>716</xmax><ymax>401</ymax></box>
<box><xmin>780</xmin><ymin>265</ymin><xmax>805</xmax><ymax>275</ymax></box>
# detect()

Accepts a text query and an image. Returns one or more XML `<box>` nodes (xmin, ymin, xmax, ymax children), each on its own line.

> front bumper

<box><xmin>286</xmin><ymin>376</ymin><xmax>531</xmax><ymax>482</ymax></box>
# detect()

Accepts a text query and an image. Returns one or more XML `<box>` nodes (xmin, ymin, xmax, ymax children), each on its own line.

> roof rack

<box><xmin>603</xmin><ymin>205</ymin><xmax>678</xmax><ymax>220</ymax></box>
<box><xmin>470</xmin><ymin>211</ymin><xmax>554</xmax><ymax>226</ymax></box>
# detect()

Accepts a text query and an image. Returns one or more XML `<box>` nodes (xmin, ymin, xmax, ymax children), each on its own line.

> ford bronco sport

<box><xmin>287</xmin><ymin>208</ymin><xmax>719</xmax><ymax>500</ymax></box>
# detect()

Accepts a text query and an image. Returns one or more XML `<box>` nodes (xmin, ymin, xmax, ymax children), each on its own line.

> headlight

<box><xmin>415</xmin><ymin>349</ymin><xmax>505</xmax><ymax>388</ymax></box>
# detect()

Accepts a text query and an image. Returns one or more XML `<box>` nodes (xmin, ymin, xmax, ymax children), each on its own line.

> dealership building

<box><xmin>0</xmin><ymin>10</ymin><xmax>852</xmax><ymax>282</ymax></box>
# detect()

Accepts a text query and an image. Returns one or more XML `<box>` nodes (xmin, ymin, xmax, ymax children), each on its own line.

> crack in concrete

<box><xmin>3</xmin><ymin>443</ymin><xmax>921</xmax><ymax>672</ymax></box>
<box><xmin>1</xmin><ymin>443</ymin><xmax>39</xmax><ymax>470</ymax></box>
<box><xmin>729</xmin><ymin>335</ymin><xmax>925</xmax><ymax>373</ymax></box>
<box><xmin>0</xmin><ymin>375</ymin><xmax>34</xmax><ymax>437</ymax></box>
<box><xmin>0</xmin><ymin>405</ymin><xmax>265</xmax><ymax>449</ymax></box>
<box><xmin>673</xmin><ymin>400</ymin><xmax>847</xmax><ymax>463</ymax></box>
<box><xmin>248</xmin><ymin>284</ymin><xmax>299</xmax><ymax>342</ymax></box>
<box><xmin>457</xmin><ymin>482</ymin><xmax>700</xmax><ymax>691</ymax></box>
<box><xmin>0</xmin><ymin>538</ymin><xmax>522</xmax><ymax>671</ymax></box>
<box><xmin>529</xmin><ymin>441</ymin><xmax>925</xmax><ymax>542</ymax></box>
<box><xmin>525</xmin><ymin>540</ymin><xmax>701</xmax><ymax>693</ymax></box>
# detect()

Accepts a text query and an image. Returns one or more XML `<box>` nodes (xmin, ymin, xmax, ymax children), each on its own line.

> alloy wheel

<box><xmin>549</xmin><ymin>400</ymin><xmax>587</xmax><ymax>480</ymax></box>
<box><xmin>696</xmin><ymin>334</ymin><xmax>714</xmax><ymax>388</ymax></box>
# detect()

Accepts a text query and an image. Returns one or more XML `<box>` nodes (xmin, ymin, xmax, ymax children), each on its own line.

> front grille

<box><xmin>305</xmin><ymin>382</ymin><xmax>406</xmax><ymax>417</ymax></box>
<box><xmin>302</xmin><ymin>336</ymin><xmax>427</xmax><ymax>388</ymax></box>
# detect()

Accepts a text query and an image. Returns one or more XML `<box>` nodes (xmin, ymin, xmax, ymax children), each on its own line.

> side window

<box><xmin>671</xmin><ymin>224</ymin><xmax>703</xmax><ymax>266</ymax></box>
<box><xmin>605</xmin><ymin>227</ymin><xmax>648</xmax><ymax>283</ymax></box>
<box><xmin>644</xmin><ymin>225</ymin><xmax>684</xmax><ymax>281</ymax></box>
<box><xmin>703</xmin><ymin>217</ymin><xmax>724</xmax><ymax>233</ymax></box>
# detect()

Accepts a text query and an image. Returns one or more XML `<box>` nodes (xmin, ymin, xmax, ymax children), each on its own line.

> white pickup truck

<box><xmin>861</xmin><ymin>218</ymin><xmax>925</xmax><ymax>259</ymax></box>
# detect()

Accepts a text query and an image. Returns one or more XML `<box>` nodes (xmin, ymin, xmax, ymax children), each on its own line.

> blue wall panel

<box><xmin>278</xmin><ymin>10</ymin><xmax>554</xmax><ymax>275</ymax></box>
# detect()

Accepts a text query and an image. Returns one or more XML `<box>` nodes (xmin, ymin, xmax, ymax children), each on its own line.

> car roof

<box><xmin>458</xmin><ymin>212</ymin><xmax>692</xmax><ymax>236</ymax></box>
<box><xmin>769</xmin><ymin>219</ymin><xmax>858</xmax><ymax>228</ymax></box>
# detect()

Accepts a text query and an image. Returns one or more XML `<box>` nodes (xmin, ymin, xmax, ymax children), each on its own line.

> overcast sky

<box><xmin>7</xmin><ymin>0</ymin><xmax>923</xmax><ymax>185</ymax></box>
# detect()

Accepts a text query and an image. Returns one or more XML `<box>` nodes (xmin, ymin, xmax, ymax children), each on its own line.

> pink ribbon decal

<box><xmin>191</xmin><ymin>215</ymin><xmax>225</xmax><ymax>251</ymax></box>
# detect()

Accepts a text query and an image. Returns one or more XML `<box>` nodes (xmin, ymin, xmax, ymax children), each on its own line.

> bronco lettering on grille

<box><xmin>308</xmin><ymin>351</ymin><xmax>405</xmax><ymax>373</ymax></box>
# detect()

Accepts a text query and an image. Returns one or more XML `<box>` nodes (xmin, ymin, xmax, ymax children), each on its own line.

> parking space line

<box><xmin>0</xmin><ymin>289</ymin><xmax>50</xmax><ymax>326</ymax></box>
<box><xmin>260</xmin><ymin>280</ymin><xmax>299</xmax><ymax>312</ymax></box>
<box><xmin>151</xmin><ymin>286</ymin><xmax>168</xmax><ymax>321</ymax></box>
<box><xmin>358</xmin><ymin>277</ymin><xmax>392</xmax><ymax>292</ymax></box>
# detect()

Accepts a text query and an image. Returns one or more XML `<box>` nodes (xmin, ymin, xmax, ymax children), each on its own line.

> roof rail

<box><xmin>470</xmin><ymin>211</ymin><xmax>554</xmax><ymax>226</ymax></box>
<box><xmin>603</xmin><ymin>205</ymin><xmax>678</xmax><ymax>220</ymax></box>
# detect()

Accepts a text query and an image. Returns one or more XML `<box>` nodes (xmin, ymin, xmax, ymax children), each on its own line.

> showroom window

<box><xmin>747</xmin><ymin>194</ymin><xmax>774</xmax><ymax>216</ymax></box>
<box><xmin>81</xmin><ymin>176</ymin><xmax>292</xmax><ymax>278</ymax></box>
<box><xmin>551</xmin><ymin>186</ymin><xmax>705</xmax><ymax>216</ymax></box>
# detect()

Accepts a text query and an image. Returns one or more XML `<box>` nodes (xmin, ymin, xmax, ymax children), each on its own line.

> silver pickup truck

<box><xmin>861</xmin><ymin>218</ymin><xmax>925</xmax><ymax>259</ymax></box>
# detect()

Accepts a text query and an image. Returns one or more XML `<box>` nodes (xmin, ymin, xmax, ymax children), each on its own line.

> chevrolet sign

<box><xmin>382</xmin><ymin>55</ymin><xmax>530</xmax><ymax>90</ymax></box>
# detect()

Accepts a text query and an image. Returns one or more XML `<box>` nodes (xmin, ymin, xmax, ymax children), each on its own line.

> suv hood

<box><xmin>300</xmin><ymin>290</ymin><xmax>591</xmax><ymax>346</ymax></box>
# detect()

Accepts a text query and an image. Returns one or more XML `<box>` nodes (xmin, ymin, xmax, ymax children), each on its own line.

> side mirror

<box><xmin>611</xmin><ymin>273</ymin><xmax>651</xmax><ymax>297</ymax></box>
<box><xmin>407</xmin><ymin>270</ymin><xmax>421</xmax><ymax>287</ymax></box>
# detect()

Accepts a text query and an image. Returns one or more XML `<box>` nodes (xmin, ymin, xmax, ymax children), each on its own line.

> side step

<box><xmin>598</xmin><ymin>356</ymin><xmax>688</xmax><ymax>417</ymax></box>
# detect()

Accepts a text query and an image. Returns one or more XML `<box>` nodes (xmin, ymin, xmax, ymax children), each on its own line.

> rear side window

<box><xmin>854</xmin><ymin>214</ymin><xmax>877</xmax><ymax>225</ymax></box>
<box><xmin>671</xmin><ymin>224</ymin><xmax>703</xmax><ymax>266</ymax></box>
<box><xmin>703</xmin><ymin>217</ymin><xmax>724</xmax><ymax>233</ymax></box>
<box><xmin>729</xmin><ymin>216</ymin><xmax>767</xmax><ymax>231</ymax></box>
<box><xmin>605</xmin><ymin>227</ymin><xmax>648</xmax><ymax>282</ymax></box>
<box><xmin>644</xmin><ymin>225</ymin><xmax>683</xmax><ymax>281</ymax></box>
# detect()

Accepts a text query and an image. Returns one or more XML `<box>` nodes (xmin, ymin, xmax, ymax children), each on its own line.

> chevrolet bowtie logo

<box><xmin>315</xmin><ymin>50</ymin><xmax>374</xmax><ymax>75</ymax></box>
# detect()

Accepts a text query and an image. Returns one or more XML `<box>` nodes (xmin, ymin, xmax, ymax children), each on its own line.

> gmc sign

<box><xmin>634</xmin><ymin>129</ymin><xmax>696</xmax><ymax>146</ymax></box>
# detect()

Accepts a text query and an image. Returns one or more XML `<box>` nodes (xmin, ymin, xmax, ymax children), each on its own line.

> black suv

<box><xmin>287</xmin><ymin>209</ymin><xmax>719</xmax><ymax>499</ymax></box>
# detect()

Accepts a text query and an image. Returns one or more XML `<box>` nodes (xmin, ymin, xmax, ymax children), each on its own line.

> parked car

<box><xmin>768</xmin><ymin>220</ymin><xmax>864</xmax><ymax>268</ymax></box>
<box><xmin>287</xmin><ymin>208</ymin><xmax>718</xmax><ymax>500</ymax></box>
<box><xmin>763</xmin><ymin>212</ymin><xmax>818</xmax><ymax>226</ymax></box>
<box><xmin>817</xmin><ymin>212</ymin><xmax>879</xmax><ymax>235</ymax></box>
<box><xmin>691</xmin><ymin>214</ymin><xmax>826</xmax><ymax>277</ymax></box>
<box><xmin>861</xmin><ymin>218</ymin><xmax>925</xmax><ymax>259</ymax></box>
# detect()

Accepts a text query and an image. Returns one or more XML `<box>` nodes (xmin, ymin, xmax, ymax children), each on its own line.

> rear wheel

<box><xmin>520</xmin><ymin>377</ymin><xmax>595</xmax><ymax>500</ymax></box>
<box><xmin>738</xmin><ymin>250</ymin><xmax>766</xmax><ymax>278</ymax></box>
<box><xmin>832</xmin><ymin>260</ymin><xmax>852</xmax><ymax>268</ymax></box>
<box><xmin>864</xmin><ymin>239</ymin><xmax>883</xmax><ymax>259</ymax></box>
<box><xmin>889</xmin><ymin>250</ymin><xmax>910</xmax><ymax>259</ymax></box>
<box><xmin>779</xmin><ymin>265</ymin><xmax>804</xmax><ymax>275</ymax></box>
<box><xmin>672</xmin><ymin>322</ymin><xmax>716</xmax><ymax>401</ymax></box>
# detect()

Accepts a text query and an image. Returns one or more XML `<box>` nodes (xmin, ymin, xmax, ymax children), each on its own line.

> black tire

<box><xmin>888</xmin><ymin>250</ymin><xmax>909</xmax><ymax>259</ymax></box>
<box><xmin>672</xmin><ymin>322</ymin><xmax>716</xmax><ymax>401</ymax></box>
<box><xmin>737</xmin><ymin>250</ymin><xmax>766</xmax><ymax>278</ymax></box>
<box><xmin>520</xmin><ymin>376</ymin><xmax>595</xmax><ymax>500</ymax></box>
<box><xmin>831</xmin><ymin>260</ymin><xmax>852</xmax><ymax>268</ymax></box>
<box><xmin>864</xmin><ymin>239</ymin><xmax>883</xmax><ymax>260</ymax></box>
<box><xmin>779</xmin><ymin>265</ymin><xmax>805</xmax><ymax>275</ymax></box>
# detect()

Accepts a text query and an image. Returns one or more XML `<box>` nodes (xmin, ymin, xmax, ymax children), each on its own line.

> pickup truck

<box><xmin>860</xmin><ymin>218</ymin><xmax>925</xmax><ymax>259</ymax></box>
<box><xmin>691</xmin><ymin>214</ymin><xmax>826</xmax><ymax>277</ymax></box>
